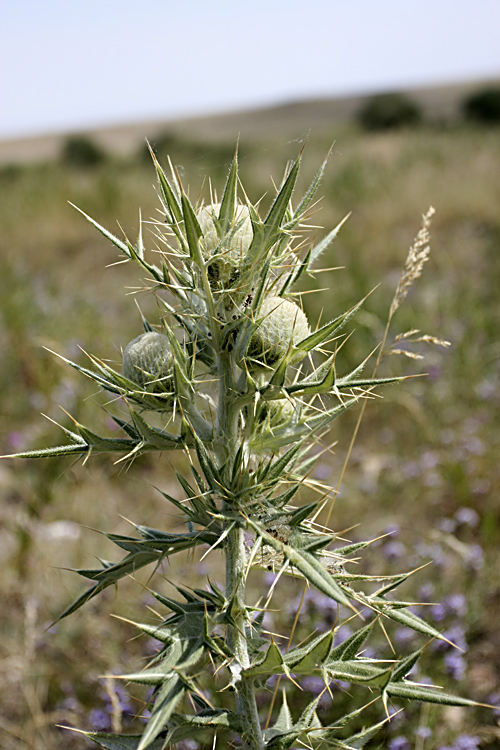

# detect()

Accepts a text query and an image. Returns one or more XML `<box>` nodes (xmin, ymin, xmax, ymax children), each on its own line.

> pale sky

<box><xmin>1</xmin><ymin>0</ymin><xmax>500</xmax><ymax>140</ymax></box>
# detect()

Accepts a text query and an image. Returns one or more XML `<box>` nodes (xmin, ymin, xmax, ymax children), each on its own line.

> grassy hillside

<box><xmin>1</xmin><ymin>77</ymin><xmax>498</xmax><ymax>165</ymax></box>
<box><xmin>1</xmin><ymin>117</ymin><xmax>500</xmax><ymax>748</ymax></box>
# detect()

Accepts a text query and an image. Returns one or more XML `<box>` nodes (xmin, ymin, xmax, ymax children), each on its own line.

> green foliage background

<box><xmin>1</xmin><ymin>119</ymin><xmax>500</xmax><ymax>748</ymax></box>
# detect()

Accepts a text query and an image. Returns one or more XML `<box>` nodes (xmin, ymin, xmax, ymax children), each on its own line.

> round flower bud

<box><xmin>197</xmin><ymin>203</ymin><xmax>253</xmax><ymax>287</ymax></box>
<box><xmin>122</xmin><ymin>332</ymin><xmax>174</xmax><ymax>391</ymax></box>
<box><xmin>243</xmin><ymin>296</ymin><xmax>310</xmax><ymax>371</ymax></box>
<box><xmin>255</xmin><ymin>398</ymin><xmax>297</xmax><ymax>432</ymax></box>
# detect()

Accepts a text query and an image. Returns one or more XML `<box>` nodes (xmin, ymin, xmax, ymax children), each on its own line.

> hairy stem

<box><xmin>225</xmin><ymin>524</ymin><xmax>264</xmax><ymax>750</ymax></box>
<box><xmin>217</xmin><ymin>349</ymin><xmax>263</xmax><ymax>749</ymax></box>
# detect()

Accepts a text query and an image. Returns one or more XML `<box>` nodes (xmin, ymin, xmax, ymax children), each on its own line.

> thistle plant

<box><xmin>7</xmin><ymin>146</ymin><xmax>483</xmax><ymax>749</ymax></box>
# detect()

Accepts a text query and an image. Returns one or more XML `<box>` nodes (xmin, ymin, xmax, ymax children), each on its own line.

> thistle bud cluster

<box><xmin>9</xmin><ymin>147</ymin><xmax>479</xmax><ymax>750</ymax></box>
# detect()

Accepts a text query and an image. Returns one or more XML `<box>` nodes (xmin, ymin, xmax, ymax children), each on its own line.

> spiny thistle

<box><xmin>4</xmin><ymin>146</ymin><xmax>483</xmax><ymax>750</ymax></box>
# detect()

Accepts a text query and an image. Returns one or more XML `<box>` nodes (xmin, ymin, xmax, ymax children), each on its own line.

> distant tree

<box><xmin>463</xmin><ymin>87</ymin><xmax>500</xmax><ymax>124</ymax></box>
<box><xmin>61</xmin><ymin>135</ymin><xmax>105</xmax><ymax>167</ymax></box>
<box><xmin>357</xmin><ymin>92</ymin><xmax>423</xmax><ymax>131</ymax></box>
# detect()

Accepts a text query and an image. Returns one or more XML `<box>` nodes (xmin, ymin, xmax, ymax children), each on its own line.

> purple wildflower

<box><xmin>383</xmin><ymin>541</ymin><xmax>406</xmax><ymax>561</ymax></box>
<box><xmin>384</xmin><ymin>523</ymin><xmax>401</xmax><ymax>537</ymax></box>
<box><xmin>430</xmin><ymin>603</ymin><xmax>447</xmax><ymax>622</ymax></box>
<box><xmin>388</xmin><ymin>737</ymin><xmax>411</xmax><ymax>750</ymax></box>
<box><xmin>488</xmin><ymin>690</ymin><xmax>500</xmax><ymax>716</ymax></box>
<box><xmin>443</xmin><ymin>593</ymin><xmax>467</xmax><ymax>618</ymax></box>
<box><xmin>462</xmin><ymin>436</ymin><xmax>484</xmax><ymax>455</ymax></box>
<box><xmin>466</xmin><ymin>544</ymin><xmax>484</xmax><ymax>570</ymax></box>
<box><xmin>313</xmin><ymin>463</ymin><xmax>332</xmax><ymax>480</ymax></box>
<box><xmin>421</xmin><ymin>450</ymin><xmax>439</xmax><ymax>469</ymax></box>
<box><xmin>454</xmin><ymin>507</ymin><xmax>479</xmax><ymax>527</ymax></box>
<box><xmin>427</xmin><ymin>364</ymin><xmax>441</xmax><ymax>380</ymax></box>
<box><xmin>401</xmin><ymin>460</ymin><xmax>421</xmax><ymax>479</ymax></box>
<box><xmin>454</xmin><ymin>735</ymin><xmax>481</xmax><ymax>750</ymax></box>
<box><xmin>437</xmin><ymin>518</ymin><xmax>457</xmax><ymax>534</ymax></box>
<box><xmin>144</xmin><ymin>637</ymin><xmax>163</xmax><ymax>656</ymax></box>
<box><xmin>432</xmin><ymin>624</ymin><xmax>467</xmax><ymax>653</ymax></box>
<box><xmin>394</xmin><ymin>627</ymin><xmax>416</xmax><ymax>646</ymax></box>
<box><xmin>416</xmin><ymin>727</ymin><xmax>432</xmax><ymax>740</ymax></box>
<box><xmin>7</xmin><ymin>431</ymin><xmax>25</xmax><ymax>450</ymax></box>
<box><xmin>89</xmin><ymin>708</ymin><xmax>111</xmax><ymax>732</ymax></box>
<box><xmin>418</xmin><ymin>582</ymin><xmax>434</xmax><ymax>602</ymax></box>
<box><xmin>332</xmin><ymin>679</ymin><xmax>351</xmax><ymax>690</ymax></box>
<box><xmin>444</xmin><ymin>651</ymin><xmax>467</xmax><ymax>680</ymax></box>
<box><xmin>302</xmin><ymin>675</ymin><xmax>325</xmax><ymax>695</ymax></box>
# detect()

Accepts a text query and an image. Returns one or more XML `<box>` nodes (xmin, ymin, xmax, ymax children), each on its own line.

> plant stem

<box><xmin>217</xmin><ymin>349</ymin><xmax>263</xmax><ymax>749</ymax></box>
<box><xmin>225</xmin><ymin>524</ymin><xmax>264</xmax><ymax>750</ymax></box>
<box><xmin>214</xmin><ymin>350</ymin><xmax>239</xmax><ymax>464</ymax></box>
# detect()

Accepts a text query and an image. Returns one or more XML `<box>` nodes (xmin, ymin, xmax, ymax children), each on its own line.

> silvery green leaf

<box><xmin>129</xmin><ymin>411</ymin><xmax>179</xmax><ymax>449</ymax></box>
<box><xmin>247</xmin><ymin>519</ymin><xmax>354</xmax><ymax>611</ymax></box>
<box><xmin>138</xmin><ymin>677</ymin><xmax>187</xmax><ymax>750</ymax></box>
<box><xmin>311</xmin><ymin>716</ymin><xmax>388</xmax><ymax>749</ymax></box>
<box><xmin>326</xmin><ymin>660</ymin><xmax>393</xmax><ymax>687</ymax></box>
<box><xmin>189</xmin><ymin>428</ymin><xmax>225</xmax><ymax>495</ymax></box>
<box><xmin>265</xmin><ymin>696</ymin><xmax>321</xmax><ymax>749</ymax></box>
<box><xmin>256</xmin><ymin>442</ymin><xmax>304</xmax><ymax>485</ymax></box>
<box><xmin>296</xmin><ymin>533</ymin><xmax>337</xmax><ymax>553</ymax></box>
<box><xmin>180</xmin><ymin>192</ymin><xmax>203</xmax><ymax>267</ymax></box>
<box><xmin>76</xmin><ymin>424</ymin><xmax>137</xmax><ymax>452</ymax></box>
<box><xmin>305</xmin><ymin>213</ymin><xmax>350</xmax><ymax>272</ymax></box>
<box><xmin>285</xmin><ymin>357</ymin><xmax>336</xmax><ymax>396</ymax></box>
<box><xmin>264</xmin><ymin>692</ymin><xmax>293</xmax><ymax>740</ymax></box>
<box><xmin>385</xmin><ymin>682</ymin><xmax>479</xmax><ymax>707</ymax></box>
<box><xmin>287</xmin><ymin>500</ymin><xmax>320</xmax><ymax>526</ymax></box>
<box><xmin>218</xmin><ymin>151</ymin><xmax>239</xmax><ymax>235</ymax></box>
<box><xmin>391</xmin><ymin>648</ymin><xmax>423</xmax><ymax>682</ymax></box>
<box><xmin>371</xmin><ymin>599</ymin><xmax>449</xmax><ymax>642</ymax></box>
<box><xmin>328</xmin><ymin>620</ymin><xmax>376</xmax><ymax>662</ymax></box>
<box><xmin>286</xmin><ymin>631</ymin><xmax>333</xmax><ymax>673</ymax></box>
<box><xmin>151</xmin><ymin>150</ymin><xmax>183</xmax><ymax>225</ymax></box>
<box><xmin>288</xmin><ymin>151</ymin><xmax>329</xmax><ymax>226</ymax></box>
<box><xmin>247</xmin><ymin>153</ymin><xmax>301</xmax><ymax>266</ymax></box>
<box><xmin>70</xmin><ymin>203</ymin><xmax>131</xmax><ymax>257</ymax></box>
<box><xmin>336</xmin><ymin>375</ymin><xmax>408</xmax><ymax>389</ymax></box>
<box><xmin>2</xmin><ymin>444</ymin><xmax>89</xmax><ymax>459</ymax></box>
<box><xmin>297</xmin><ymin>397</ymin><xmax>361</xmax><ymax>435</ymax></box>
<box><xmin>56</xmin><ymin>528</ymin><xmax>218</xmax><ymax>621</ymax></box>
<box><xmin>286</xmin><ymin>353</ymin><xmax>335</xmax><ymax>393</ymax></box>
<box><xmin>294</xmin><ymin>296</ymin><xmax>366</xmax><ymax>354</ymax></box>
<box><xmin>245</xmin><ymin>641</ymin><xmax>285</xmax><ymax>677</ymax></box>
<box><xmin>56</xmin><ymin>548</ymin><xmax>164</xmax><ymax>620</ymax></box>
<box><xmin>268</xmin><ymin>483</ymin><xmax>301</xmax><ymax>508</ymax></box>
<box><xmin>165</xmin><ymin>709</ymin><xmax>245</xmax><ymax>743</ymax></box>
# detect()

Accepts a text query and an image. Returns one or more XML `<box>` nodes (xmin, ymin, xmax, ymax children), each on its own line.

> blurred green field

<box><xmin>1</xmin><ymin>119</ymin><xmax>500</xmax><ymax>748</ymax></box>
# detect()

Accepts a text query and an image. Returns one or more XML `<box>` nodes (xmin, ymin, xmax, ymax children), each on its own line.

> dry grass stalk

<box><xmin>389</xmin><ymin>206</ymin><xmax>435</xmax><ymax>319</ymax></box>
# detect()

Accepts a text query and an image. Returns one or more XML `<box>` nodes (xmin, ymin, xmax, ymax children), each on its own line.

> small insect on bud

<box><xmin>197</xmin><ymin>203</ymin><xmax>253</xmax><ymax>287</ymax></box>
<box><xmin>243</xmin><ymin>296</ymin><xmax>310</xmax><ymax>371</ymax></box>
<box><xmin>122</xmin><ymin>332</ymin><xmax>174</xmax><ymax>391</ymax></box>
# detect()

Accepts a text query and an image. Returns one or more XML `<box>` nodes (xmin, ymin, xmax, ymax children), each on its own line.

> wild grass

<box><xmin>1</xmin><ymin>123</ymin><xmax>500</xmax><ymax>748</ymax></box>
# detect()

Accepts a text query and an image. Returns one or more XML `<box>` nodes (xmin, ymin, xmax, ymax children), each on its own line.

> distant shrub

<box><xmin>357</xmin><ymin>92</ymin><xmax>423</xmax><ymax>131</ymax></box>
<box><xmin>61</xmin><ymin>135</ymin><xmax>105</xmax><ymax>167</ymax></box>
<box><xmin>463</xmin><ymin>87</ymin><xmax>500</xmax><ymax>124</ymax></box>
